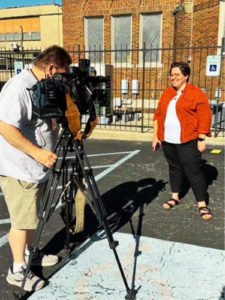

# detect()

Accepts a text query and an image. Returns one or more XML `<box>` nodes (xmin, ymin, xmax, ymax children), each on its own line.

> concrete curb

<box><xmin>90</xmin><ymin>129</ymin><xmax>225</xmax><ymax>146</ymax></box>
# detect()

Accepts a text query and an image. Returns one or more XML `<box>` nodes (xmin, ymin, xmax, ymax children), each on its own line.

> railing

<box><xmin>0</xmin><ymin>42</ymin><xmax>224</xmax><ymax>137</ymax></box>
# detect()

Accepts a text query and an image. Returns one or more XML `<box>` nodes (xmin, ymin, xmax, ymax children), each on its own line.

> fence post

<box><xmin>214</xmin><ymin>37</ymin><xmax>224</xmax><ymax>137</ymax></box>
<box><xmin>9</xmin><ymin>52</ymin><xmax>13</xmax><ymax>78</ymax></box>
<box><xmin>21</xmin><ymin>46</ymin><xmax>25</xmax><ymax>69</ymax></box>
<box><xmin>78</xmin><ymin>45</ymin><xmax>81</xmax><ymax>61</ymax></box>
<box><xmin>141</xmin><ymin>42</ymin><xmax>146</xmax><ymax>133</ymax></box>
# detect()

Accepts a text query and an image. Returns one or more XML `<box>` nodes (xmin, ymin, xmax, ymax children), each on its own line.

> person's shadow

<box><xmin>179</xmin><ymin>159</ymin><xmax>218</xmax><ymax>204</ymax></box>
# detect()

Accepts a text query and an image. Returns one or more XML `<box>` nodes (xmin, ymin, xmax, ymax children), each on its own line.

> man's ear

<box><xmin>48</xmin><ymin>64</ymin><xmax>54</xmax><ymax>77</ymax></box>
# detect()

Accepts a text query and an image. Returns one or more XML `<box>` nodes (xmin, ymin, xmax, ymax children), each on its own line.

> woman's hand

<box><xmin>152</xmin><ymin>138</ymin><xmax>161</xmax><ymax>152</ymax></box>
<box><xmin>197</xmin><ymin>140</ymin><xmax>206</xmax><ymax>152</ymax></box>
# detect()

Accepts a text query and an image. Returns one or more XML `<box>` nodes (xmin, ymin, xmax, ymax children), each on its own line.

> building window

<box><xmin>84</xmin><ymin>17</ymin><xmax>104</xmax><ymax>63</ymax></box>
<box><xmin>31</xmin><ymin>32</ymin><xmax>40</xmax><ymax>40</ymax></box>
<box><xmin>14</xmin><ymin>33</ymin><xmax>22</xmax><ymax>40</ymax></box>
<box><xmin>0</xmin><ymin>17</ymin><xmax>41</xmax><ymax>42</ymax></box>
<box><xmin>140</xmin><ymin>14</ymin><xmax>162</xmax><ymax>63</ymax></box>
<box><xmin>0</xmin><ymin>34</ymin><xmax>5</xmax><ymax>41</ymax></box>
<box><xmin>112</xmin><ymin>15</ymin><xmax>132</xmax><ymax>63</ymax></box>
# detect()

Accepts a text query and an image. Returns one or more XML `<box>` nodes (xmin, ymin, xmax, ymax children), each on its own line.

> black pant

<box><xmin>162</xmin><ymin>139</ymin><xmax>207</xmax><ymax>202</ymax></box>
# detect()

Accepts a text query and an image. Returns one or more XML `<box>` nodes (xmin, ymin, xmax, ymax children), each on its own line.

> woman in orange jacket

<box><xmin>152</xmin><ymin>62</ymin><xmax>213</xmax><ymax>220</ymax></box>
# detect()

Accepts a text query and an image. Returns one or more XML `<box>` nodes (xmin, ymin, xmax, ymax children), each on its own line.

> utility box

<box><xmin>210</xmin><ymin>100</ymin><xmax>225</xmax><ymax>130</ymax></box>
<box><xmin>93</xmin><ymin>63</ymin><xmax>113</xmax><ymax>116</ymax></box>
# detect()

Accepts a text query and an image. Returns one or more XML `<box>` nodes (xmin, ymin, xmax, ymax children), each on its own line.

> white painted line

<box><xmin>0</xmin><ymin>219</ymin><xmax>10</xmax><ymax>225</ymax></box>
<box><xmin>0</xmin><ymin>165</ymin><xmax>113</xmax><ymax>196</ymax></box>
<box><xmin>94</xmin><ymin>150</ymin><xmax>140</xmax><ymax>181</ymax></box>
<box><xmin>60</xmin><ymin>151</ymin><xmax>133</xmax><ymax>159</ymax></box>
<box><xmin>0</xmin><ymin>235</ymin><xmax>8</xmax><ymax>247</ymax></box>
<box><xmin>0</xmin><ymin>150</ymin><xmax>140</xmax><ymax>248</ymax></box>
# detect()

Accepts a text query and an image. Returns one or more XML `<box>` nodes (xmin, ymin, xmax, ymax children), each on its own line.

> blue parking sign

<box><xmin>209</xmin><ymin>65</ymin><xmax>217</xmax><ymax>72</ymax></box>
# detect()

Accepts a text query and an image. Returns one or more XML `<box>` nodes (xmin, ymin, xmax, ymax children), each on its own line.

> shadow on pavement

<box><xmin>179</xmin><ymin>159</ymin><xmax>218</xmax><ymax>205</ymax></box>
<box><xmin>43</xmin><ymin>177</ymin><xmax>167</xmax><ymax>255</ymax></box>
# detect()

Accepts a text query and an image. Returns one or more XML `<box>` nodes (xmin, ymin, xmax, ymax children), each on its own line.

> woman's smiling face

<box><xmin>170</xmin><ymin>67</ymin><xmax>188</xmax><ymax>91</ymax></box>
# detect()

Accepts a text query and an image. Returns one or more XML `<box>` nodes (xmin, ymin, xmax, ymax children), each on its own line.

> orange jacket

<box><xmin>153</xmin><ymin>83</ymin><xmax>212</xmax><ymax>143</ymax></box>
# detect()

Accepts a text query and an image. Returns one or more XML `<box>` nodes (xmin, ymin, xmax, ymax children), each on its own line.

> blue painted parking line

<box><xmin>29</xmin><ymin>231</ymin><xmax>225</xmax><ymax>300</ymax></box>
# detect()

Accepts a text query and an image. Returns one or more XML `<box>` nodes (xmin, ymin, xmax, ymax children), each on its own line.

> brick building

<box><xmin>62</xmin><ymin>0</ymin><xmax>224</xmax><ymax>57</ymax></box>
<box><xmin>62</xmin><ymin>0</ymin><xmax>224</xmax><ymax>104</ymax></box>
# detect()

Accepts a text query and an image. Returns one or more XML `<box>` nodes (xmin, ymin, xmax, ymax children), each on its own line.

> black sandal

<box><xmin>163</xmin><ymin>197</ymin><xmax>181</xmax><ymax>210</ymax></box>
<box><xmin>199</xmin><ymin>206</ymin><xmax>213</xmax><ymax>220</ymax></box>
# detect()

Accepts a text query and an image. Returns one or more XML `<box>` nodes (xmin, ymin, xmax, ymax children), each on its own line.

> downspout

<box><xmin>172</xmin><ymin>4</ymin><xmax>185</xmax><ymax>62</ymax></box>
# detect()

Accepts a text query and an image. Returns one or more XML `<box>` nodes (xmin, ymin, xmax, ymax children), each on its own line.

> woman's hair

<box><xmin>170</xmin><ymin>62</ymin><xmax>191</xmax><ymax>82</ymax></box>
<box><xmin>34</xmin><ymin>45</ymin><xmax>72</xmax><ymax>69</ymax></box>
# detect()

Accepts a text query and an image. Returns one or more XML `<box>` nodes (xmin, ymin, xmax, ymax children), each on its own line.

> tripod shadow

<box><xmin>68</xmin><ymin>177</ymin><xmax>167</xmax><ymax>246</ymax></box>
<box><xmin>219</xmin><ymin>286</ymin><xmax>225</xmax><ymax>300</ymax></box>
<box><xmin>130</xmin><ymin>204</ymin><xmax>144</xmax><ymax>296</ymax></box>
<box><xmin>42</xmin><ymin>178</ymin><xmax>167</xmax><ymax>291</ymax></box>
<box><xmin>179</xmin><ymin>159</ymin><xmax>218</xmax><ymax>204</ymax></box>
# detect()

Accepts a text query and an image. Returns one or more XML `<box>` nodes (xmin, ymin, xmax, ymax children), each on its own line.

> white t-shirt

<box><xmin>0</xmin><ymin>69</ymin><xmax>59</xmax><ymax>183</ymax></box>
<box><xmin>164</xmin><ymin>91</ymin><xmax>182</xmax><ymax>144</ymax></box>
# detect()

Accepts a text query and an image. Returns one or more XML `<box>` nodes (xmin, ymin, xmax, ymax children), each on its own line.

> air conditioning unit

<box><xmin>10</xmin><ymin>42</ymin><xmax>18</xmax><ymax>50</ymax></box>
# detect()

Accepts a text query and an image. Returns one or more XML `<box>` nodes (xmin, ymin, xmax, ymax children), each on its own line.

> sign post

<box><xmin>206</xmin><ymin>55</ymin><xmax>222</xmax><ymax>137</ymax></box>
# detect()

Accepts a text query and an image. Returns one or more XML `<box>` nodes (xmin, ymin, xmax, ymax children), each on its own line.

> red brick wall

<box><xmin>63</xmin><ymin>0</ymin><xmax>182</xmax><ymax>51</ymax></box>
<box><xmin>193</xmin><ymin>1</ymin><xmax>220</xmax><ymax>46</ymax></box>
<box><xmin>62</xmin><ymin>0</ymin><xmax>224</xmax><ymax>103</ymax></box>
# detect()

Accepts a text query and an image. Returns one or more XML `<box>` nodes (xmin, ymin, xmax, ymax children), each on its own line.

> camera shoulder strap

<box><xmin>65</xmin><ymin>93</ymin><xmax>81</xmax><ymax>136</ymax></box>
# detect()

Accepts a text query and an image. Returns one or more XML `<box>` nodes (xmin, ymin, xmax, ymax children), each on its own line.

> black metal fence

<box><xmin>0</xmin><ymin>42</ymin><xmax>224</xmax><ymax>137</ymax></box>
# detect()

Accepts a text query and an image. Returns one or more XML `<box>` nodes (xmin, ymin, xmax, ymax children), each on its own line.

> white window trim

<box><xmin>138</xmin><ymin>13</ymin><xmax>163</xmax><ymax>68</ymax></box>
<box><xmin>217</xmin><ymin>1</ymin><xmax>225</xmax><ymax>54</ymax></box>
<box><xmin>84</xmin><ymin>17</ymin><xmax>104</xmax><ymax>62</ymax></box>
<box><xmin>111</xmin><ymin>15</ymin><xmax>132</xmax><ymax>67</ymax></box>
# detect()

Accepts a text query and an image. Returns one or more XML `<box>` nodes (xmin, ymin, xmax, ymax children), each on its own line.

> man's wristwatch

<box><xmin>198</xmin><ymin>138</ymin><xmax>205</xmax><ymax>141</ymax></box>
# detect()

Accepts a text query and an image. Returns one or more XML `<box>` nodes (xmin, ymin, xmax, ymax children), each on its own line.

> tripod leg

<box><xmin>73</xmin><ymin>141</ymin><xmax>136</xmax><ymax>300</ymax></box>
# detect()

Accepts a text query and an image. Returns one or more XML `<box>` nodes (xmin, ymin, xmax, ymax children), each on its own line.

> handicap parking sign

<box><xmin>209</xmin><ymin>64</ymin><xmax>217</xmax><ymax>72</ymax></box>
<box><xmin>206</xmin><ymin>56</ymin><xmax>221</xmax><ymax>76</ymax></box>
<box><xmin>14</xmin><ymin>61</ymin><xmax>23</xmax><ymax>75</ymax></box>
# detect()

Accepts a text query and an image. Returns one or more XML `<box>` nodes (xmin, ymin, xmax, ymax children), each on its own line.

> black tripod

<box><xmin>16</xmin><ymin>126</ymin><xmax>135</xmax><ymax>300</ymax></box>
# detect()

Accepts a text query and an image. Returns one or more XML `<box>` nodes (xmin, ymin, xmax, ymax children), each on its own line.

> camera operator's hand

<box><xmin>0</xmin><ymin>121</ymin><xmax>57</xmax><ymax>168</ymax></box>
<box><xmin>32</xmin><ymin>148</ymin><xmax>57</xmax><ymax>168</ymax></box>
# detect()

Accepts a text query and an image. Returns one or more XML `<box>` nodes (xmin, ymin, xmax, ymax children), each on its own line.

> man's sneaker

<box><xmin>25</xmin><ymin>247</ymin><xmax>59</xmax><ymax>267</ymax></box>
<box><xmin>6</xmin><ymin>266</ymin><xmax>45</xmax><ymax>292</ymax></box>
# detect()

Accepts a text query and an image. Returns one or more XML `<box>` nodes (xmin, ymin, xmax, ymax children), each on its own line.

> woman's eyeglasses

<box><xmin>169</xmin><ymin>73</ymin><xmax>181</xmax><ymax>78</ymax></box>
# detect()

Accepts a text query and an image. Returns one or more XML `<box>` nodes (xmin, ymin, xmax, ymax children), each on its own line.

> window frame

<box><xmin>218</xmin><ymin>1</ymin><xmax>225</xmax><ymax>55</ymax></box>
<box><xmin>111</xmin><ymin>14</ymin><xmax>132</xmax><ymax>67</ymax></box>
<box><xmin>139</xmin><ymin>13</ymin><xmax>163</xmax><ymax>68</ymax></box>
<box><xmin>84</xmin><ymin>16</ymin><xmax>104</xmax><ymax>63</ymax></box>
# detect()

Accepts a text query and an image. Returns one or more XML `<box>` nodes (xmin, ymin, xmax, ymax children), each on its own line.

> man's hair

<box><xmin>170</xmin><ymin>62</ymin><xmax>191</xmax><ymax>81</ymax></box>
<box><xmin>34</xmin><ymin>45</ymin><xmax>72</xmax><ymax>69</ymax></box>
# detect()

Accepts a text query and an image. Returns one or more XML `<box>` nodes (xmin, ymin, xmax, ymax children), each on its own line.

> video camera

<box><xmin>31</xmin><ymin>59</ymin><xmax>109</xmax><ymax>119</ymax></box>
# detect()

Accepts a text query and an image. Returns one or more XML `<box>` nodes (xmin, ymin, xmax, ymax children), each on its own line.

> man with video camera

<box><xmin>0</xmin><ymin>45</ymin><xmax>72</xmax><ymax>292</ymax></box>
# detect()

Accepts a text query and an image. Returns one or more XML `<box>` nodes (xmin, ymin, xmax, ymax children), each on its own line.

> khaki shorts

<box><xmin>0</xmin><ymin>175</ymin><xmax>46</xmax><ymax>230</ymax></box>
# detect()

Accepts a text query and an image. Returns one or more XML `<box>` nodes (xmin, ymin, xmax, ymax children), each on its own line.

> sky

<box><xmin>0</xmin><ymin>0</ymin><xmax>61</xmax><ymax>8</ymax></box>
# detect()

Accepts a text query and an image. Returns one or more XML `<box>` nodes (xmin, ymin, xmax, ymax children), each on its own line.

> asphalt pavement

<box><xmin>0</xmin><ymin>138</ymin><xmax>224</xmax><ymax>300</ymax></box>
